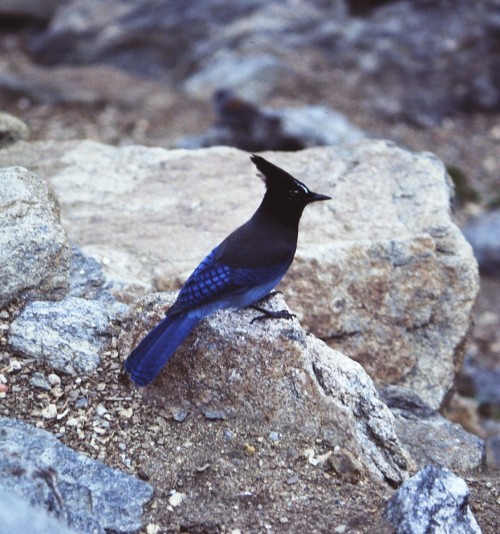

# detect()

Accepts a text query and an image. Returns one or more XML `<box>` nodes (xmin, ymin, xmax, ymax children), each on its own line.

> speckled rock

<box><xmin>0</xmin><ymin>417</ymin><xmax>153</xmax><ymax>534</ymax></box>
<box><xmin>385</xmin><ymin>465</ymin><xmax>481</xmax><ymax>534</ymax></box>
<box><xmin>0</xmin><ymin>166</ymin><xmax>70</xmax><ymax>308</ymax></box>
<box><xmin>119</xmin><ymin>292</ymin><xmax>413</xmax><ymax>485</ymax></box>
<box><xmin>8</xmin><ymin>297</ymin><xmax>115</xmax><ymax>375</ymax></box>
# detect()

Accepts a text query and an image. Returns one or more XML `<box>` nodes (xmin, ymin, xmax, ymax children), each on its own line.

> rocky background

<box><xmin>0</xmin><ymin>1</ymin><xmax>500</xmax><ymax>533</ymax></box>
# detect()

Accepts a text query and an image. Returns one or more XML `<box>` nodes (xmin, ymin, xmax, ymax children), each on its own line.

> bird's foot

<box><xmin>250</xmin><ymin>305</ymin><xmax>296</xmax><ymax>324</ymax></box>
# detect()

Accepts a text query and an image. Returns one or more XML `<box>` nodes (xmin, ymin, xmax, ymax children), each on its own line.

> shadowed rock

<box><xmin>380</xmin><ymin>386</ymin><xmax>485</xmax><ymax>472</ymax></box>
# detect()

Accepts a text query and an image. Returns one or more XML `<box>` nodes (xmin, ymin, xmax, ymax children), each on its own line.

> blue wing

<box><xmin>125</xmin><ymin>246</ymin><xmax>289</xmax><ymax>386</ymax></box>
<box><xmin>170</xmin><ymin>246</ymin><xmax>289</xmax><ymax>314</ymax></box>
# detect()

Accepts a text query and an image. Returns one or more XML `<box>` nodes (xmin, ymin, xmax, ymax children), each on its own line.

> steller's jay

<box><xmin>124</xmin><ymin>155</ymin><xmax>331</xmax><ymax>386</ymax></box>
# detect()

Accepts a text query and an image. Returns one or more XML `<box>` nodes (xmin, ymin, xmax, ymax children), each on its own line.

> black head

<box><xmin>250</xmin><ymin>155</ymin><xmax>331</xmax><ymax>222</ymax></box>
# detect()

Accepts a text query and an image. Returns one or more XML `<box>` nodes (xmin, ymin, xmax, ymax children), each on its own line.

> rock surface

<box><xmin>7</xmin><ymin>244</ymin><xmax>127</xmax><ymax>375</ymax></box>
<box><xmin>380</xmin><ymin>386</ymin><xmax>485</xmax><ymax>473</ymax></box>
<box><xmin>0</xmin><ymin>417</ymin><xmax>153</xmax><ymax>534</ymax></box>
<box><xmin>0</xmin><ymin>166</ymin><xmax>70</xmax><ymax>308</ymax></box>
<box><xmin>385</xmin><ymin>465</ymin><xmax>481</xmax><ymax>534</ymax></box>
<box><xmin>0</xmin><ymin>112</ymin><xmax>29</xmax><ymax>147</ymax></box>
<box><xmin>8</xmin><ymin>296</ymin><xmax>115</xmax><ymax>375</ymax></box>
<box><xmin>0</xmin><ymin>141</ymin><xmax>479</xmax><ymax>409</ymax></box>
<box><xmin>119</xmin><ymin>292</ymin><xmax>413</xmax><ymax>485</ymax></box>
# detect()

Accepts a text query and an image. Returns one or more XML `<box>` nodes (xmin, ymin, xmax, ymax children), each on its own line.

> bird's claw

<box><xmin>250</xmin><ymin>305</ymin><xmax>296</xmax><ymax>324</ymax></box>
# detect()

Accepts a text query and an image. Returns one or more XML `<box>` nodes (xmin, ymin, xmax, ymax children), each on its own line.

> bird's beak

<box><xmin>307</xmin><ymin>191</ymin><xmax>332</xmax><ymax>203</ymax></box>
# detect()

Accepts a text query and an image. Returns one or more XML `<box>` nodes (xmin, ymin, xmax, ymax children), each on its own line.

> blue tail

<box><xmin>124</xmin><ymin>312</ymin><xmax>201</xmax><ymax>386</ymax></box>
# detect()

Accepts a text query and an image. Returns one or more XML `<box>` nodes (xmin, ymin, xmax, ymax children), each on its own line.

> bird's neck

<box><xmin>256</xmin><ymin>195</ymin><xmax>304</xmax><ymax>230</ymax></box>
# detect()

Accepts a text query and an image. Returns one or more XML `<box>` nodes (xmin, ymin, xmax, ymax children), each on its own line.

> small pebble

<box><xmin>68</xmin><ymin>389</ymin><xmax>80</xmax><ymax>400</ymax></box>
<box><xmin>172</xmin><ymin>409</ymin><xmax>188</xmax><ymax>422</ymax></box>
<box><xmin>0</xmin><ymin>310</ymin><xmax>9</xmax><ymax>319</ymax></box>
<box><xmin>50</xmin><ymin>386</ymin><xmax>64</xmax><ymax>399</ymax></box>
<box><xmin>56</xmin><ymin>409</ymin><xmax>69</xmax><ymax>421</ymax></box>
<box><xmin>195</xmin><ymin>463</ymin><xmax>210</xmax><ymax>473</ymax></box>
<box><xmin>30</xmin><ymin>372</ymin><xmax>51</xmax><ymax>391</ymax></box>
<box><xmin>119</xmin><ymin>407</ymin><xmax>133</xmax><ymax>418</ymax></box>
<box><xmin>286</xmin><ymin>473</ymin><xmax>299</xmax><ymax>485</ymax></box>
<box><xmin>203</xmin><ymin>410</ymin><xmax>226</xmax><ymax>420</ymax></box>
<box><xmin>244</xmin><ymin>443</ymin><xmax>256</xmax><ymax>455</ymax></box>
<box><xmin>48</xmin><ymin>373</ymin><xmax>61</xmax><ymax>386</ymax></box>
<box><xmin>75</xmin><ymin>397</ymin><xmax>89</xmax><ymax>409</ymax></box>
<box><xmin>269</xmin><ymin>431</ymin><xmax>280</xmax><ymax>442</ymax></box>
<box><xmin>223</xmin><ymin>429</ymin><xmax>235</xmax><ymax>441</ymax></box>
<box><xmin>168</xmin><ymin>491</ymin><xmax>186</xmax><ymax>507</ymax></box>
<box><xmin>9</xmin><ymin>360</ymin><xmax>22</xmax><ymax>372</ymax></box>
<box><xmin>96</xmin><ymin>403</ymin><xmax>107</xmax><ymax>417</ymax></box>
<box><xmin>41</xmin><ymin>404</ymin><xmax>57</xmax><ymax>420</ymax></box>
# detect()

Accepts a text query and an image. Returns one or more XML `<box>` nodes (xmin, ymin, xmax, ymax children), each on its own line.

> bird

<box><xmin>124</xmin><ymin>155</ymin><xmax>331</xmax><ymax>386</ymax></box>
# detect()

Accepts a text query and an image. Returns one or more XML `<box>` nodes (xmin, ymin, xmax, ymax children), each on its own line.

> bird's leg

<box><xmin>249</xmin><ymin>292</ymin><xmax>296</xmax><ymax>324</ymax></box>
<box><xmin>250</xmin><ymin>305</ymin><xmax>296</xmax><ymax>324</ymax></box>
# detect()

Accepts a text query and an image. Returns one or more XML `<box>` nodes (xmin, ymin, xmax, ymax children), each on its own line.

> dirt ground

<box><xmin>1</xmin><ymin>32</ymin><xmax>500</xmax><ymax>534</ymax></box>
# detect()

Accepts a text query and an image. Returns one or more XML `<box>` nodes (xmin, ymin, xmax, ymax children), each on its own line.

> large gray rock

<box><xmin>0</xmin><ymin>418</ymin><xmax>153</xmax><ymax>534</ymax></box>
<box><xmin>68</xmin><ymin>244</ymin><xmax>107</xmax><ymax>299</ymax></box>
<box><xmin>8</xmin><ymin>296</ymin><xmax>119</xmax><ymax>375</ymax></box>
<box><xmin>0</xmin><ymin>141</ymin><xmax>479</xmax><ymax>409</ymax></box>
<box><xmin>385</xmin><ymin>465</ymin><xmax>481</xmax><ymax>534</ymax></box>
<box><xmin>0</xmin><ymin>166</ymin><xmax>71</xmax><ymax>308</ymax></box>
<box><xmin>119</xmin><ymin>292</ymin><xmax>413</xmax><ymax>485</ymax></box>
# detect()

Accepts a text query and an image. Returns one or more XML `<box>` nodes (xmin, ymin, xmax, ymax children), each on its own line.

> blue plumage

<box><xmin>124</xmin><ymin>155</ymin><xmax>330</xmax><ymax>386</ymax></box>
